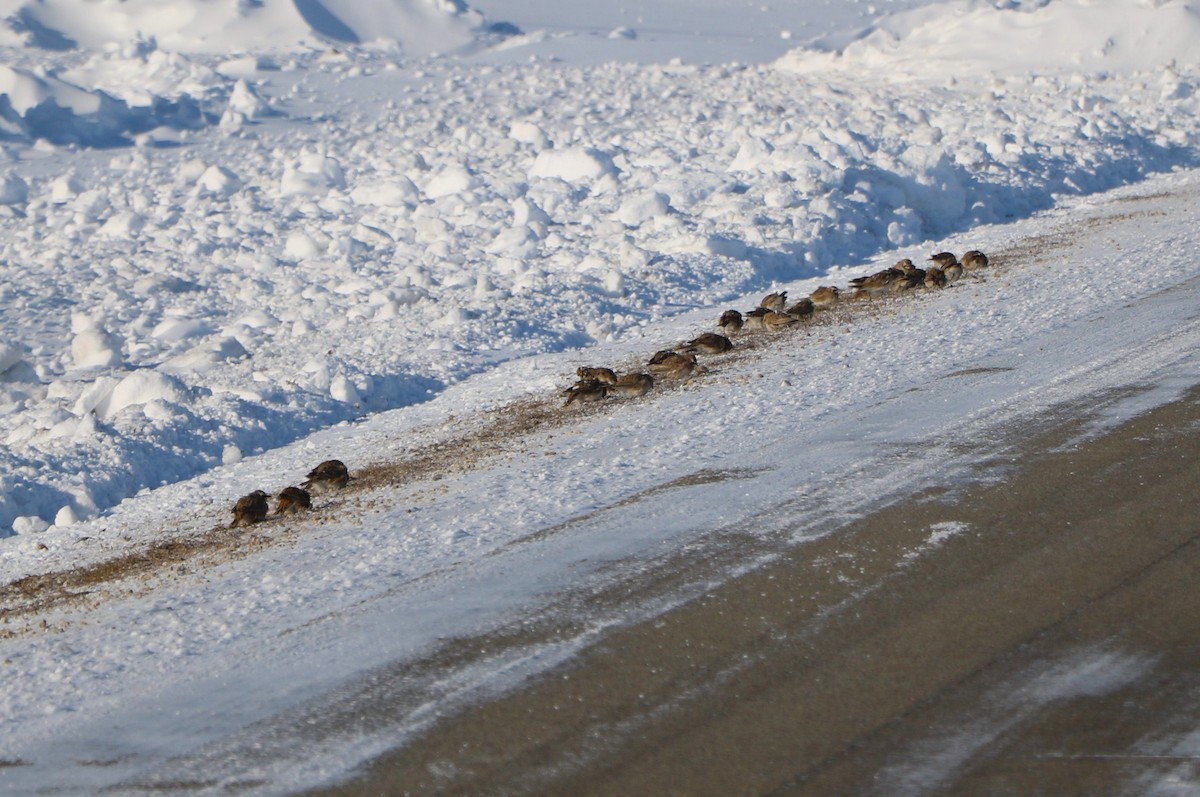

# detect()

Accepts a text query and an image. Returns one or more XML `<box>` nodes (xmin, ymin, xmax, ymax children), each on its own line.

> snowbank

<box><xmin>0</xmin><ymin>0</ymin><xmax>495</xmax><ymax>55</ymax></box>
<box><xmin>779</xmin><ymin>0</ymin><xmax>1200</xmax><ymax>79</ymax></box>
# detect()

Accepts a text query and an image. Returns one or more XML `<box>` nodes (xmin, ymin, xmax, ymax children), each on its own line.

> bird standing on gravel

<box><xmin>564</xmin><ymin>379</ymin><xmax>608</xmax><ymax>406</ymax></box>
<box><xmin>942</xmin><ymin>259</ymin><xmax>964</xmax><ymax>283</ymax></box>
<box><xmin>683</xmin><ymin>332</ymin><xmax>734</xmax><ymax>354</ymax></box>
<box><xmin>928</xmin><ymin>251</ymin><xmax>958</xmax><ymax>269</ymax></box>
<box><xmin>850</xmin><ymin>269</ymin><xmax>898</xmax><ymax>297</ymax></box>
<box><xmin>647</xmin><ymin>350</ymin><xmax>697</xmax><ymax>378</ymax></box>
<box><xmin>786</xmin><ymin>297</ymin><xmax>815</xmax><ymax>319</ymax></box>
<box><xmin>718</xmin><ymin>309</ymin><xmax>744</xmax><ymax>334</ymax></box>
<box><xmin>576</xmin><ymin>366</ymin><xmax>617</xmax><ymax>384</ymax></box>
<box><xmin>275</xmin><ymin>486</ymin><xmax>312</xmax><ymax>515</ymax></box>
<box><xmin>961</xmin><ymin>250</ymin><xmax>989</xmax><ymax>271</ymax></box>
<box><xmin>231</xmin><ymin>490</ymin><xmax>269</xmax><ymax>528</ymax></box>
<box><xmin>743</xmin><ymin>306</ymin><xmax>771</xmax><ymax>331</ymax></box>
<box><xmin>608</xmin><ymin>372</ymin><xmax>654</xmax><ymax>398</ymax></box>
<box><xmin>303</xmin><ymin>459</ymin><xmax>350</xmax><ymax>494</ymax></box>
<box><xmin>763</xmin><ymin>310</ymin><xmax>799</xmax><ymax>331</ymax></box>
<box><xmin>808</xmin><ymin>286</ymin><xmax>840</xmax><ymax>308</ymax></box>
<box><xmin>759</xmin><ymin>291</ymin><xmax>788</xmax><ymax>313</ymax></box>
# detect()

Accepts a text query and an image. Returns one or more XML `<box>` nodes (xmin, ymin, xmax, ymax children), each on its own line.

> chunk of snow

<box><xmin>0</xmin><ymin>174</ymin><xmax>29</xmax><ymax>205</ymax></box>
<box><xmin>197</xmin><ymin>165</ymin><xmax>241</xmax><ymax>196</ymax></box>
<box><xmin>71</xmin><ymin>328</ymin><xmax>122</xmax><ymax>369</ymax></box>
<box><xmin>162</xmin><ymin>337</ymin><xmax>249</xmax><ymax>372</ymax></box>
<box><xmin>11</xmin><ymin>515</ymin><xmax>49</xmax><ymax>535</ymax></box>
<box><xmin>349</xmin><ymin>178</ymin><xmax>420</xmax><ymax>208</ymax></box>
<box><xmin>0</xmin><ymin>342</ymin><xmax>28</xmax><ymax>375</ymax></box>
<box><xmin>48</xmin><ymin>174</ymin><xmax>84</xmax><ymax>204</ymax></box>
<box><xmin>222</xmin><ymin>444</ymin><xmax>243</xmax><ymax>465</ymax></box>
<box><xmin>284</xmin><ymin>230</ymin><xmax>323</xmax><ymax>259</ymax></box>
<box><xmin>95</xmin><ymin>211</ymin><xmax>145</xmax><ymax>239</ymax></box>
<box><xmin>330</xmin><ymin>374</ymin><xmax>362</xmax><ymax>406</ymax></box>
<box><xmin>53</xmin><ymin>505</ymin><xmax>79</xmax><ymax>527</ymax></box>
<box><xmin>227</xmin><ymin>79</ymin><xmax>268</xmax><ymax>118</ymax></box>
<box><xmin>509</xmin><ymin>121</ymin><xmax>551</xmax><ymax>150</ymax></box>
<box><xmin>615</xmin><ymin>191</ymin><xmax>670</xmax><ymax>227</ymax></box>
<box><xmin>530</xmin><ymin>147</ymin><xmax>618</xmax><ymax>183</ymax></box>
<box><xmin>280</xmin><ymin>152</ymin><xmax>346</xmax><ymax>198</ymax></box>
<box><xmin>151</xmin><ymin>317</ymin><xmax>216</xmax><ymax>344</ymax></box>
<box><xmin>425</xmin><ymin>165</ymin><xmax>478</xmax><ymax>199</ymax></box>
<box><xmin>93</xmin><ymin>370</ymin><xmax>193</xmax><ymax>421</ymax></box>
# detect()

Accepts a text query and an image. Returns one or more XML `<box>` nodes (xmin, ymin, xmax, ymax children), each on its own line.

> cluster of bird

<box><xmin>229</xmin><ymin>459</ymin><xmax>351</xmax><ymax>528</ymax></box>
<box><xmin>563</xmin><ymin>250</ymin><xmax>989</xmax><ymax>407</ymax></box>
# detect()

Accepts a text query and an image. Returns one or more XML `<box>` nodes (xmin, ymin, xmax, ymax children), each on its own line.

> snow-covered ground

<box><xmin>2</xmin><ymin>0</ymin><xmax>1200</xmax><ymax>793</ymax></box>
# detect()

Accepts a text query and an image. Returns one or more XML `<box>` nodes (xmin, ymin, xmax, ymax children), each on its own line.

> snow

<box><xmin>874</xmin><ymin>648</ymin><xmax>1154</xmax><ymax>796</ymax></box>
<box><xmin>2</xmin><ymin>0</ymin><xmax>1200</xmax><ymax>792</ymax></box>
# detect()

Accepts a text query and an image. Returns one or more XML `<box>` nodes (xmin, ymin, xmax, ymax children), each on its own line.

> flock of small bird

<box><xmin>563</xmin><ymin>249</ymin><xmax>989</xmax><ymax>406</ymax></box>
<box><xmin>228</xmin><ymin>251</ymin><xmax>988</xmax><ymax>522</ymax></box>
<box><xmin>229</xmin><ymin>459</ymin><xmax>351</xmax><ymax>528</ymax></box>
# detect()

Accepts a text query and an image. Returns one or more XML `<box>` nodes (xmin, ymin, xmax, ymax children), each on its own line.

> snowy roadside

<box><xmin>2</xmin><ymin>166</ymin><xmax>1200</xmax><ymax>794</ymax></box>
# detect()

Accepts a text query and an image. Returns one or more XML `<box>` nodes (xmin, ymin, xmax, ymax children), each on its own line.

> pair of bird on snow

<box><xmin>230</xmin><ymin>459</ymin><xmax>350</xmax><ymax>528</ymax></box>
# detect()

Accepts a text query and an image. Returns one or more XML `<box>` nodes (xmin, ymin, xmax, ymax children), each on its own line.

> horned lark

<box><xmin>763</xmin><ymin>310</ymin><xmax>799</xmax><ymax>331</ymax></box>
<box><xmin>850</xmin><ymin>270</ymin><xmax>898</xmax><ymax>297</ymax></box>
<box><xmin>743</xmin><ymin>306</ymin><xmax>771</xmax><ymax>331</ymax></box>
<box><xmin>942</xmin><ymin>259</ymin><xmax>964</xmax><ymax>283</ymax></box>
<box><xmin>276</xmin><ymin>486</ymin><xmax>312</xmax><ymax>515</ymax></box>
<box><xmin>231</xmin><ymin>490</ymin><xmax>269</xmax><ymax>528</ymax></box>
<box><xmin>684</xmin><ymin>332</ymin><xmax>734</xmax><ymax>354</ymax></box>
<box><xmin>786</xmin><ymin>297</ymin><xmax>815</xmax><ymax>319</ymax></box>
<box><xmin>576</xmin><ymin>366</ymin><xmax>617</xmax><ymax>384</ymax></box>
<box><xmin>647</xmin><ymin>350</ymin><xmax>697</xmax><ymax>378</ymax></box>
<box><xmin>893</xmin><ymin>259</ymin><xmax>926</xmax><ymax>290</ymax></box>
<box><xmin>564</xmin><ymin>379</ymin><xmax>608</xmax><ymax>406</ymax></box>
<box><xmin>608</xmin><ymin>372</ymin><xmax>654</xmax><ymax>397</ymax></box>
<box><xmin>929</xmin><ymin>252</ymin><xmax>958</xmax><ymax>269</ymax></box>
<box><xmin>808</xmin><ymin>286</ymin><xmax>840</xmax><ymax>308</ymax></box>
<box><xmin>718</xmin><ymin>309</ymin><xmax>744</xmax><ymax>334</ymax></box>
<box><xmin>303</xmin><ymin>459</ymin><xmax>350</xmax><ymax>494</ymax></box>
<box><xmin>759</xmin><ymin>291</ymin><xmax>788</xmax><ymax>313</ymax></box>
<box><xmin>961</xmin><ymin>250</ymin><xmax>989</xmax><ymax>271</ymax></box>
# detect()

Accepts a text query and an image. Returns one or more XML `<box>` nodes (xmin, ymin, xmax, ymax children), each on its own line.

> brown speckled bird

<box><xmin>231</xmin><ymin>490</ymin><xmax>269</xmax><ymax>528</ymax></box>
<box><xmin>924</xmin><ymin>267</ymin><xmax>947</xmax><ymax>289</ymax></box>
<box><xmin>576</xmin><ymin>366</ymin><xmax>617</xmax><ymax>384</ymax></box>
<box><xmin>564</xmin><ymin>379</ymin><xmax>607</xmax><ymax>406</ymax></box>
<box><xmin>786</xmin><ymin>297</ymin><xmax>815</xmax><ymax>319</ymax></box>
<box><xmin>743</xmin><ymin>306</ymin><xmax>771</xmax><ymax>331</ymax></box>
<box><xmin>718</xmin><ymin>309</ymin><xmax>744</xmax><ymax>334</ymax></box>
<box><xmin>850</xmin><ymin>269</ymin><xmax>899</xmax><ymax>297</ymax></box>
<box><xmin>929</xmin><ymin>252</ymin><xmax>958</xmax><ymax>269</ymax></box>
<box><xmin>763</xmin><ymin>310</ymin><xmax>799</xmax><ymax>331</ymax></box>
<box><xmin>275</xmin><ymin>486</ymin><xmax>312</xmax><ymax>515</ymax></box>
<box><xmin>683</xmin><ymin>332</ymin><xmax>734</xmax><ymax>355</ymax></box>
<box><xmin>961</xmin><ymin>250</ymin><xmax>989</xmax><ymax>271</ymax></box>
<box><xmin>608</xmin><ymin>372</ymin><xmax>654</xmax><ymax>398</ymax></box>
<box><xmin>647</xmin><ymin>350</ymin><xmax>697</xmax><ymax>379</ymax></box>
<box><xmin>943</xmin><ymin>259</ymin><xmax>964</xmax><ymax>283</ymax></box>
<box><xmin>303</xmin><ymin>459</ymin><xmax>350</xmax><ymax>494</ymax></box>
<box><xmin>759</xmin><ymin>291</ymin><xmax>788</xmax><ymax>313</ymax></box>
<box><xmin>809</xmin><ymin>286</ymin><xmax>840</xmax><ymax>308</ymax></box>
<box><xmin>893</xmin><ymin>259</ymin><xmax>926</xmax><ymax>290</ymax></box>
